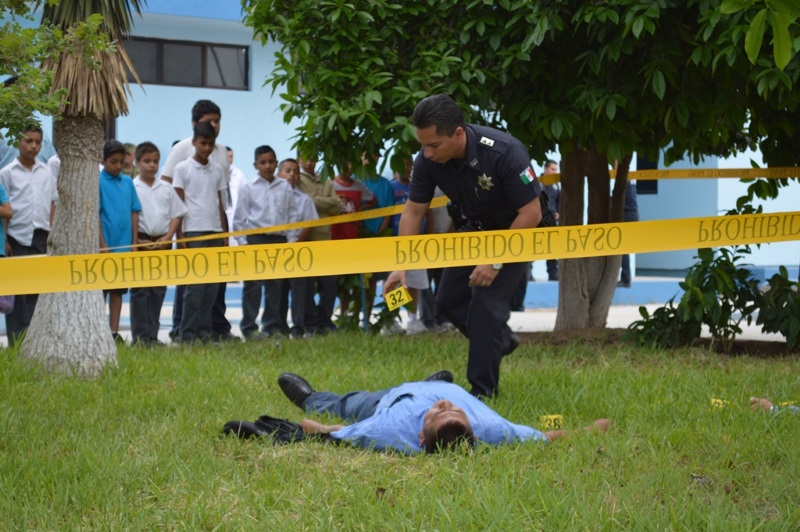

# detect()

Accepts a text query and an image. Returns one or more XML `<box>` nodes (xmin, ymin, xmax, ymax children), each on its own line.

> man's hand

<box><xmin>301</xmin><ymin>419</ymin><xmax>344</xmax><ymax>435</ymax></box>
<box><xmin>469</xmin><ymin>264</ymin><xmax>500</xmax><ymax>288</ymax></box>
<box><xmin>382</xmin><ymin>270</ymin><xmax>408</xmax><ymax>296</ymax></box>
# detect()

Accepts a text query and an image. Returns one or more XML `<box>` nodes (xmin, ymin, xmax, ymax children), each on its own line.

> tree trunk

<box><xmin>21</xmin><ymin>116</ymin><xmax>116</xmax><ymax>377</ymax></box>
<box><xmin>554</xmin><ymin>147</ymin><xmax>631</xmax><ymax>331</ymax></box>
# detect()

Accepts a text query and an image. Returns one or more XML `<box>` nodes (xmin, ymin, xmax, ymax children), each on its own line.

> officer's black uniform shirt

<box><xmin>409</xmin><ymin>124</ymin><xmax>541</xmax><ymax>222</ymax></box>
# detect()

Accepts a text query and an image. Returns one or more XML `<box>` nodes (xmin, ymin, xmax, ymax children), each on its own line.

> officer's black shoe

<box><xmin>423</xmin><ymin>370</ymin><xmax>454</xmax><ymax>383</ymax></box>
<box><xmin>278</xmin><ymin>373</ymin><xmax>315</xmax><ymax>409</ymax></box>
<box><xmin>504</xmin><ymin>333</ymin><xmax>521</xmax><ymax>358</ymax></box>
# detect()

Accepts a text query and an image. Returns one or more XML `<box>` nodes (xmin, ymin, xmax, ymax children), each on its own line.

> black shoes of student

<box><xmin>423</xmin><ymin>370</ymin><xmax>454</xmax><ymax>383</ymax></box>
<box><xmin>277</xmin><ymin>373</ymin><xmax>315</xmax><ymax>409</ymax></box>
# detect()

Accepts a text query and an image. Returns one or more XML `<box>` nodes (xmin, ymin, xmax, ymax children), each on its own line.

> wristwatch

<box><xmin>491</xmin><ymin>263</ymin><xmax>503</xmax><ymax>270</ymax></box>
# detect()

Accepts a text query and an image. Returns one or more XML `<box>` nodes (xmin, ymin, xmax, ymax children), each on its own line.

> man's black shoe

<box><xmin>504</xmin><ymin>332</ymin><xmax>520</xmax><ymax>358</ymax></box>
<box><xmin>277</xmin><ymin>373</ymin><xmax>315</xmax><ymax>409</ymax></box>
<box><xmin>423</xmin><ymin>370</ymin><xmax>454</xmax><ymax>383</ymax></box>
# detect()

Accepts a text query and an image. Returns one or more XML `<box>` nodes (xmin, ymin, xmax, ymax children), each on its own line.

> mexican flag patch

<box><xmin>519</xmin><ymin>167</ymin><xmax>536</xmax><ymax>185</ymax></box>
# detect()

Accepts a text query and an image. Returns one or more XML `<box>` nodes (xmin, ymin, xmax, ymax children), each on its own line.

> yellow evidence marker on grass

<box><xmin>384</xmin><ymin>286</ymin><xmax>411</xmax><ymax>311</ymax></box>
<box><xmin>711</xmin><ymin>398</ymin><xmax>729</xmax><ymax>409</ymax></box>
<box><xmin>539</xmin><ymin>415</ymin><xmax>563</xmax><ymax>430</ymax></box>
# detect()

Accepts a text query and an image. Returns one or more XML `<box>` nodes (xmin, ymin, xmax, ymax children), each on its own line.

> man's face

<box><xmin>18</xmin><ymin>131</ymin><xmax>43</xmax><ymax>160</ymax></box>
<box><xmin>136</xmin><ymin>151</ymin><xmax>160</xmax><ymax>180</ymax></box>
<box><xmin>419</xmin><ymin>399</ymin><xmax>472</xmax><ymax>446</ymax></box>
<box><xmin>544</xmin><ymin>163</ymin><xmax>559</xmax><ymax>175</ymax></box>
<box><xmin>103</xmin><ymin>152</ymin><xmax>126</xmax><ymax>177</ymax></box>
<box><xmin>192</xmin><ymin>136</ymin><xmax>215</xmax><ymax>163</ymax></box>
<box><xmin>254</xmin><ymin>152</ymin><xmax>278</xmax><ymax>179</ymax></box>
<box><xmin>227</xmin><ymin>149</ymin><xmax>234</xmax><ymax>166</ymax></box>
<box><xmin>415</xmin><ymin>125</ymin><xmax>465</xmax><ymax>164</ymax></box>
<box><xmin>278</xmin><ymin>161</ymin><xmax>301</xmax><ymax>187</ymax></box>
<box><xmin>194</xmin><ymin>112</ymin><xmax>221</xmax><ymax>136</ymax></box>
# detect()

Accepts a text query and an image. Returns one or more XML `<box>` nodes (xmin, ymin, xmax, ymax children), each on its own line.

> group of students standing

<box><xmin>0</xmin><ymin>98</ymin><xmax>455</xmax><ymax>347</ymax></box>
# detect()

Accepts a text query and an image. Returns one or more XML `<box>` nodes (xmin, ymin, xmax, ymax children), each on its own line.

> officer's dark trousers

<box><xmin>436</xmin><ymin>261</ymin><xmax>527</xmax><ymax>398</ymax></box>
<box><xmin>303</xmin><ymin>389</ymin><xmax>390</xmax><ymax>422</ymax></box>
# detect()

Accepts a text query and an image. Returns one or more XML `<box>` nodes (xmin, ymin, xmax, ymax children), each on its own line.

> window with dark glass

<box><xmin>123</xmin><ymin>37</ymin><xmax>248</xmax><ymax>90</ymax></box>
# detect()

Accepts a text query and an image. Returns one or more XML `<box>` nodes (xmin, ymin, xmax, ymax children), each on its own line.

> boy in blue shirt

<box><xmin>99</xmin><ymin>140</ymin><xmax>142</xmax><ymax>343</ymax></box>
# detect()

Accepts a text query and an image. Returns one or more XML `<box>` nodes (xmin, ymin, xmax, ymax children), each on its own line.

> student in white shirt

<box><xmin>0</xmin><ymin>125</ymin><xmax>57</xmax><ymax>346</ymax></box>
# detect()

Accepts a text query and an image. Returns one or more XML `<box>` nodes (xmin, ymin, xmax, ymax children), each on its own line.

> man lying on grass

<box><xmin>273</xmin><ymin>371</ymin><xmax>611</xmax><ymax>454</ymax></box>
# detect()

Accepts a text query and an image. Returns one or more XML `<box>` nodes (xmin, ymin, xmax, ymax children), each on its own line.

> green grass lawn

<box><xmin>2</xmin><ymin>332</ymin><xmax>799</xmax><ymax>529</ymax></box>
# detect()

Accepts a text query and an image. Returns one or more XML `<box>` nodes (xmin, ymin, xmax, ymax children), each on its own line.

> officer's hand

<box><xmin>382</xmin><ymin>270</ymin><xmax>407</xmax><ymax>296</ymax></box>
<box><xmin>469</xmin><ymin>264</ymin><xmax>499</xmax><ymax>288</ymax></box>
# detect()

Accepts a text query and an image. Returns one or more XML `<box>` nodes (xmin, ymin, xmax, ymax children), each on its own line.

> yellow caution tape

<box><xmin>1</xmin><ymin>210</ymin><xmax>798</xmax><ymax>294</ymax></box>
<box><xmin>538</xmin><ymin>167</ymin><xmax>800</xmax><ymax>186</ymax></box>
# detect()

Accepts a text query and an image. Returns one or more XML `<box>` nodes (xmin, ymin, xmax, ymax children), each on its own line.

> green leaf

<box><xmin>744</xmin><ymin>9</ymin><xmax>768</xmax><ymax>65</ymax></box>
<box><xmin>605</xmin><ymin>98</ymin><xmax>616</xmax><ymax>121</ymax></box>
<box><xmin>720</xmin><ymin>0</ymin><xmax>752</xmax><ymax>15</ymax></box>
<box><xmin>652</xmin><ymin>70</ymin><xmax>666</xmax><ymax>100</ymax></box>
<box><xmin>550</xmin><ymin>116</ymin><xmax>563</xmax><ymax>138</ymax></box>
<box><xmin>632</xmin><ymin>17</ymin><xmax>644</xmax><ymax>38</ymax></box>
<box><xmin>771</xmin><ymin>10</ymin><xmax>793</xmax><ymax>70</ymax></box>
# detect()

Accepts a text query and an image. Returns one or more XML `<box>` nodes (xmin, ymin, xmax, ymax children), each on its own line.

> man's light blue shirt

<box><xmin>331</xmin><ymin>382</ymin><xmax>547</xmax><ymax>454</ymax></box>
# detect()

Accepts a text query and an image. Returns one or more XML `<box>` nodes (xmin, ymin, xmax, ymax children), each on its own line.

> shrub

<box><xmin>756</xmin><ymin>266</ymin><xmax>800</xmax><ymax>350</ymax></box>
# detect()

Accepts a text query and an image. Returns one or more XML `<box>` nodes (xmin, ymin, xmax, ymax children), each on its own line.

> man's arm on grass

<box><xmin>301</xmin><ymin>419</ymin><xmax>344</xmax><ymax>435</ymax></box>
<box><xmin>545</xmin><ymin>419</ymin><xmax>612</xmax><ymax>441</ymax></box>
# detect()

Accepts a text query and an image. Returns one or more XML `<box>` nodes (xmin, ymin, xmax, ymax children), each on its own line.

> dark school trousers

<box><xmin>5</xmin><ymin>230</ymin><xmax>48</xmax><ymax>346</ymax></box>
<box><xmin>178</xmin><ymin>232</ymin><xmax>223</xmax><ymax>342</ymax></box>
<box><xmin>240</xmin><ymin>234</ymin><xmax>287</xmax><ymax>336</ymax></box>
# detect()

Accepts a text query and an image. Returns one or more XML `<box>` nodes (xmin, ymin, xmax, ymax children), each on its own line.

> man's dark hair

<box><xmin>191</xmin><ymin>100</ymin><xmax>221</xmax><ymax>123</ymax></box>
<box><xmin>135</xmin><ymin>141</ymin><xmax>159</xmax><ymax>162</ymax></box>
<box><xmin>422</xmin><ymin>419</ymin><xmax>477</xmax><ymax>454</ymax></box>
<box><xmin>412</xmin><ymin>94</ymin><xmax>466</xmax><ymax>136</ymax></box>
<box><xmin>193</xmin><ymin>121</ymin><xmax>217</xmax><ymax>141</ymax></box>
<box><xmin>103</xmin><ymin>140</ymin><xmax>126</xmax><ymax>161</ymax></box>
<box><xmin>544</xmin><ymin>159</ymin><xmax>557</xmax><ymax>170</ymax></box>
<box><xmin>226</xmin><ymin>146</ymin><xmax>232</xmax><ymax>152</ymax></box>
<box><xmin>254</xmin><ymin>145</ymin><xmax>276</xmax><ymax>161</ymax></box>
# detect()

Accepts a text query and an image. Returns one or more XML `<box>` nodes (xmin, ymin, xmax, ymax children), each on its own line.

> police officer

<box><xmin>384</xmin><ymin>94</ymin><xmax>543</xmax><ymax>399</ymax></box>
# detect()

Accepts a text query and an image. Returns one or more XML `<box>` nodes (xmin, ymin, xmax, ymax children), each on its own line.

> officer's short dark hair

<box><xmin>103</xmin><ymin>140</ymin><xmax>126</xmax><ymax>161</ymax></box>
<box><xmin>544</xmin><ymin>159</ymin><xmax>557</xmax><ymax>170</ymax></box>
<box><xmin>412</xmin><ymin>94</ymin><xmax>466</xmax><ymax>136</ymax></box>
<box><xmin>191</xmin><ymin>100</ymin><xmax>221</xmax><ymax>123</ymax></box>
<box><xmin>193</xmin><ymin>121</ymin><xmax>217</xmax><ymax>141</ymax></box>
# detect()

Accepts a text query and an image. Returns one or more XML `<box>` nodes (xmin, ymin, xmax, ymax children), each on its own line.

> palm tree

<box><xmin>21</xmin><ymin>0</ymin><xmax>144</xmax><ymax>377</ymax></box>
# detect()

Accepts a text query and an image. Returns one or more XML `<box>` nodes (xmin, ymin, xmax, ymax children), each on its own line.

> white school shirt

<box><xmin>0</xmin><ymin>158</ymin><xmax>57</xmax><ymax>246</ymax></box>
<box><xmin>233</xmin><ymin>175</ymin><xmax>295</xmax><ymax>244</ymax></box>
<box><xmin>287</xmin><ymin>187</ymin><xmax>319</xmax><ymax>243</ymax></box>
<box><xmin>47</xmin><ymin>154</ymin><xmax>61</xmax><ymax>182</ymax></box>
<box><xmin>172</xmin><ymin>158</ymin><xmax>227</xmax><ymax>232</ymax></box>
<box><xmin>161</xmin><ymin>137</ymin><xmax>230</xmax><ymax>181</ymax></box>
<box><xmin>225</xmin><ymin>165</ymin><xmax>247</xmax><ymax>246</ymax></box>
<box><xmin>134</xmin><ymin>177</ymin><xmax>187</xmax><ymax>237</ymax></box>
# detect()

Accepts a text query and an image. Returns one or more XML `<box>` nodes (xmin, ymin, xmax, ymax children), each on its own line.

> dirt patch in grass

<box><xmin>517</xmin><ymin>329</ymin><xmax>797</xmax><ymax>358</ymax></box>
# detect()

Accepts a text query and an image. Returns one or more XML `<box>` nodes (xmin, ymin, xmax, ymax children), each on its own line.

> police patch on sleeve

<box><xmin>479</xmin><ymin>136</ymin><xmax>495</xmax><ymax>147</ymax></box>
<box><xmin>519</xmin><ymin>167</ymin><xmax>536</xmax><ymax>185</ymax></box>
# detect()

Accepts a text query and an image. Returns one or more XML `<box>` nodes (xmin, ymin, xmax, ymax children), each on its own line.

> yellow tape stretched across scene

<box><xmin>2</xmin><ymin>210</ymin><xmax>798</xmax><ymax>294</ymax></box>
<box><xmin>539</xmin><ymin>167</ymin><xmax>800</xmax><ymax>186</ymax></box>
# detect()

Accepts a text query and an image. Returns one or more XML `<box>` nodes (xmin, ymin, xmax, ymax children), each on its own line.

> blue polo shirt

<box><xmin>99</xmin><ymin>169</ymin><xmax>141</xmax><ymax>252</ymax></box>
<box><xmin>331</xmin><ymin>381</ymin><xmax>547</xmax><ymax>454</ymax></box>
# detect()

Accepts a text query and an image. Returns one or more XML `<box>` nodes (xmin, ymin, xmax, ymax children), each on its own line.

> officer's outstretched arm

<box><xmin>510</xmin><ymin>197</ymin><xmax>542</xmax><ymax>230</ymax></box>
<box><xmin>398</xmin><ymin>199</ymin><xmax>429</xmax><ymax>236</ymax></box>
